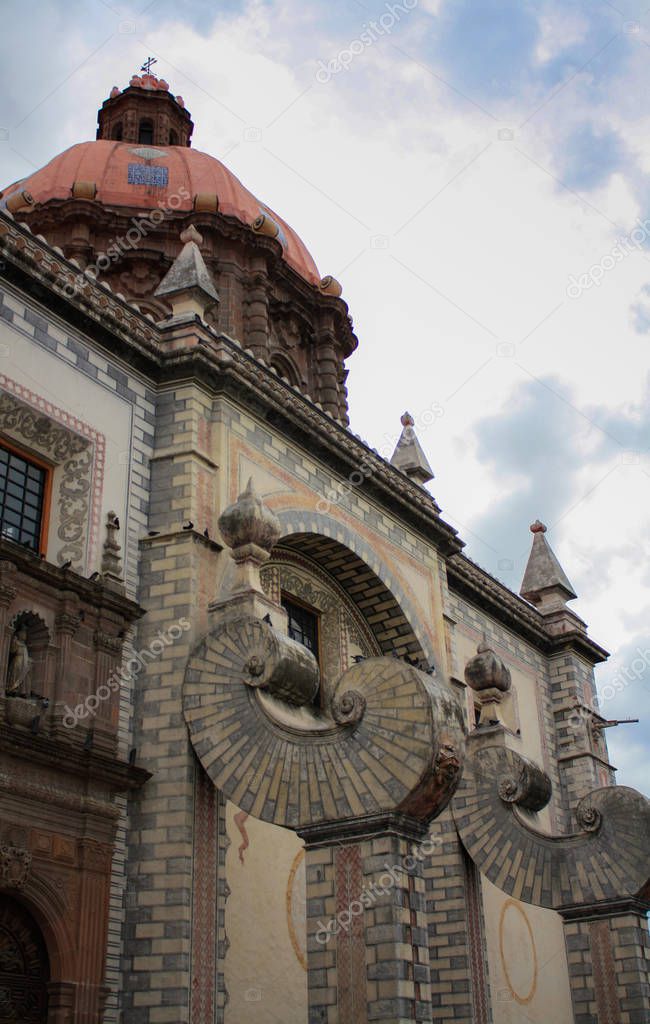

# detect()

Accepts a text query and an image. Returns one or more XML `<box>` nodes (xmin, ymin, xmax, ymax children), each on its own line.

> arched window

<box><xmin>138</xmin><ymin>119</ymin><xmax>154</xmax><ymax>145</ymax></box>
<box><xmin>269</xmin><ymin>353</ymin><xmax>300</xmax><ymax>386</ymax></box>
<box><xmin>111</xmin><ymin>122</ymin><xmax>123</xmax><ymax>141</ymax></box>
<box><xmin>169</xmin><ymin>129</ymin><xmax>178</xmax><ymax>146</ymax></box>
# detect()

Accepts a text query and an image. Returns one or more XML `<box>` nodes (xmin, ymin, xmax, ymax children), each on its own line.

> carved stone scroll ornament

<box><xmin>184</xmin><ymin>616</ymin><xmax>466</xmax><ymax>831</ymax></box>
<box><xmin>331</xmin><ymin>689</ymin><xmax>366</xmax><ymax>726</ymax></box>
<box><xmin>240</xmin><ymin>618</ymin><xmax>319</xmax><ymax>705</ymax></box>
<box><xmin>452</xmin><ymin>745</ymin><xmax>650</xmax><ymax>911</ymax></box>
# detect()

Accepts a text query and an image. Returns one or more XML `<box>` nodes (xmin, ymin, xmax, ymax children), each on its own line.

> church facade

<box><xmin>0</xmin><ymin>71</ymin><xmax>647</xmax><ymax>1024</ymax></box>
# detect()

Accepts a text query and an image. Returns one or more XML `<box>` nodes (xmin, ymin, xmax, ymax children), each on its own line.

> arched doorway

<box><xmin>0</xmin><ymin>895</ymin><xmax>49</xmax><ymax>1023</ymax></box>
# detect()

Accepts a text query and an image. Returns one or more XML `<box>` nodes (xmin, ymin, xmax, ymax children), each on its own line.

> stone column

<box><xmin>315</xmin><ymin>312</ymin><xmax>340</xmax><ymax>416</ymax></box>
<box><xmin>301</xmin><ymin>817</ymin><xmax>434</xmax><ymax>1024</ymax></box>
<box><xmin>92</xmin><ymin>627</ymin><xmax>122</xmax><ymax>753</ymax></box>
<box><xmin>47</xmin><ymin>982</ymin><xmax>76</xmax><ymax>1024</ymax></box>
<box><xmin>52</xmin><ymin>600</ymin><xmax>81</xmax><ymax>732</ymax></box>
<box><xmin>560</xmin><ymin>899</ymin><xmax>650</xmax><ymax>1024</ymax></box>
<box><xmin>245</xmin><ymin>263</ymin><xmax>270</xmax><ymax>359</ymax></box>
<box><xmin>0</xmin><ymin>560</ymin><xmax>17</xmax><ymax>685</ymax></box>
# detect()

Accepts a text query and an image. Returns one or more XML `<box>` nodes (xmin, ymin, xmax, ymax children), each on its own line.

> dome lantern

<box><xmin>96</xmin><ymin>69</ymin><xmax>193</xmax><ymax>147</ymax></box>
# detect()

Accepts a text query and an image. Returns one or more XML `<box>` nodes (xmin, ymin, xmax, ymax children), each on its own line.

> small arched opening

<box><xmin>111</xmin><ymin>121</ymin><xmax>123</xmax><ymax>141</ymax></box>
<box><xmin>269</xmin><ymin>353</ymin><xmax>301</xmax><ymax>387</ymax></box>
<box><xmin>138</xmin><ymin>119</ymin><xmax>154</xmax><ymax>145</ymax></box>
<box><xmin>169</xmin><ymin>129</ymin><xmax>178</xmax><ymax>146</ymax></box>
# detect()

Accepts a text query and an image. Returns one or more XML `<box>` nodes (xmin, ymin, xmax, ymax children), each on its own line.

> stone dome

<box><xmin>0</xmin><ymin>139</ymin><xmax>321</xmax><ymax>286</ymax></box>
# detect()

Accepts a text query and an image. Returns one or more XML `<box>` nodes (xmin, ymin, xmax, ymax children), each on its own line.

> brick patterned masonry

<box><xmin>563</xmin><ymin>910</ymin><xmax>650</xmax><ymax>1024</ymax></box>
<box><xmin>306</xmin><ymin>833</ymin><xmax>433</xmax><ymax>1024</ymax></box>
<box><xmin>2</xmin><ymin>249</ymin><xmax>648</xmax><ymax>1024</ymax></box>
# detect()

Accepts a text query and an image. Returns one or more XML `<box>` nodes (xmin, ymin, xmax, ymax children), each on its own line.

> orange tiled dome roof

<box><xmin>1</xmin><ymin>139</ymin><xmax>321</xmax><ymax>286</ymax></box>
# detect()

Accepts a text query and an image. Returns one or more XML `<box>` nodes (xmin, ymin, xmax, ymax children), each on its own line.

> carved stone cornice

<box><xmin>0</xmin><ymin>538</ymin><xmax>143</xmax><ymax>623</ymax></box>
<box><xmin>78</xmin><ymin>837</ymin><xmax>113</xmax><ymax>873</ymax></box>
<box><xmin>0</xmin><ymin>560</ymin><xmax>18</xmax><ymax>608</ymax></box>
<box><xmin>93</xmin><ymin>630</ymin><xmax>122</xmax><ymax>655</ymax></box>
<box><xmin>447</xmin><ymin>553</ymin><xmax>609</xmax><ymax>662</ymax></box>
<box><xmin>297</xmin><ymin>812</ymin><xmax>430</xmax><ymax>848</ymax></box>
<box><xmin>0</xmin><ymin>723</ymin><xmax>150</xmax><ymax>793</ymax></box>
<box><xmin>0</xmin><ymin>768</ymin><xmax>119</xmax><ymax>820</ymax></box>
<box><xmin>55</xmin><ymin>612</ymin><xmax>82</xmax><ymax>637</ymax></box>
<box><xmin>0</xmin><ymin>212</ymin><xmax>160</xmax><ymax>366</ymax></box>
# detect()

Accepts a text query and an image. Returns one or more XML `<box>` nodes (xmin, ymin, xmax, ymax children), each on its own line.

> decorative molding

<box><xmin>447</xmin><ymin>553</ymin><xmax>608</xmax><ymax>662</ymax></box>
<box><xmin>463</xmin><ymin>849</ymin><xmax>490</xmax><ymax>1024</ymax></box>
<box><xmin>589</xmin><ymin>920</ymin><xmax>620</xmax><ymax>1024</ymax></box>
<box><xmin>262</xmin><ymin>552</ymin><xmax>379</xmax><ymax>694</ymax></box>
<box><xmin>0</xmin><ymin>375</ymin><xmax>105</xmax><ymax>568</ymax></box>
<box><xmin>0</xmin><ymin>842</ymin><xmax>32</xmax><ymax>888</ymax></box>
<box><xmin>335</xmin><ymin>845</ymin><xmax>368</xmax><ymax>1024</ymax></box>
<box><xmin>190</xmin><ymin>765</ymin><xmax>219</xmax><ymax>1024</ymax></box>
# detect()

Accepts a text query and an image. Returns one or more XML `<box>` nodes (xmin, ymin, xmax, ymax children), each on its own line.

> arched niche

<box><xmin>268</xmin><ymin>528</ymin><xmax>434</xmax><ymax>678</ymax></box>
<box><xmin>7</xmin><ymin>610</ymin><xmax>51</xmax><ymax>699</ymax></box>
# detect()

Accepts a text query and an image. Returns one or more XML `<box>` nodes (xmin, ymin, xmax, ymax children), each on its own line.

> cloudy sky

<box><xmin>2</xmin><ymin>0</ymin><xmax>649</xmax><ymax>793</ymax></box>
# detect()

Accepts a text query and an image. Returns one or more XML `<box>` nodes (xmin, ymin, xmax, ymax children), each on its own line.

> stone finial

<box><xmin>180</xmin><ymin>224</ymin><xmax>203</xmax><ymax>246</ymax></box>
<box><xmin>100</xmin><ymin>510</ymin><xmax>124</xmax><ymax>591</ymax></box>
<box><xmin>154</xmin><ymin>226</ymin><xmax>219</xmax><ymax>321</ymax></box>
<box><xmin>218</xmin><ymin>478</ymin><xmax>281</xmax><ymax>557</ymax></box>
<box><xmin>464</xmin><ymin>641</ymin><xmax>512</xmax><ymax>693</ymax></box>
<box><xmin>212</xmin><ymin>480</ymin><xmax>283</xmax><ymax>623</ymax></box>
<box><xmin>520</xmin><ymin>520</ymin><xmax>577</xmax><ymax>610</ymax></box>
<box><xmin>390</xmin><ymin>411</ymin><xmax>434</xmax><ymax>486</ymax></box>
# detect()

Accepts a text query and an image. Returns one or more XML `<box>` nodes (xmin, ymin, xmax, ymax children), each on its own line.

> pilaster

<box><xmin>300</xmin><ymin>816</ymin><xmax>433</xmax><ymax>1024</ymax></box>
<box><xmin>560</xmin><ymin>899</ymin><xmax>650</xmax><ymax>1024</ymax></box>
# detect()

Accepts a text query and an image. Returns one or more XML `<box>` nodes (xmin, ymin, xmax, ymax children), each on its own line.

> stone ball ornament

<box><xmin>464</xmin><ymin>641</ymin><xmax>512</xmax><ymax>693</ymax></box>
<box><xmin>217</xmin><ymin>477</ymin><xmax>281</xmax><ymax>554</ymax></box>
<box><xmin>184</xmin><ymin>615</ymin><xmax>466</xmax><ymax>832</ymax></box>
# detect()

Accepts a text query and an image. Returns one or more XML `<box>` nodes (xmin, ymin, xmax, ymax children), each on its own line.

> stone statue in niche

<box><xmin>6</xmin><ymin>628</ymin><xmax>31</xmax><ymax>697</ymax></box>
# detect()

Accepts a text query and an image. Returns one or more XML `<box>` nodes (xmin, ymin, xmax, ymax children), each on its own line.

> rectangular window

<box><xmin>282</xmin><ymin>595</ymin><xmax>319</xmax><ymax>661</ymax></box>
<box><xmin>0</xmin><ymin>444</ymin><xmax>49</xmax><ymax>552</ymax></box>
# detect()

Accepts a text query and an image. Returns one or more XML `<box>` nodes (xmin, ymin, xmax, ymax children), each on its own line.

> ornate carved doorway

<box><xmin>0</xmin><ymin>895</ymin><xmax>49</xmax><ymax>1023</ymax></box>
